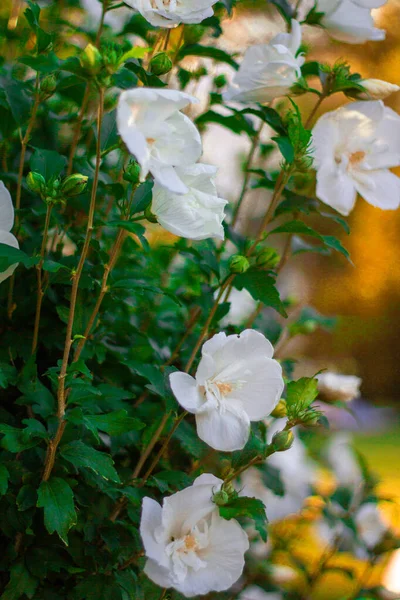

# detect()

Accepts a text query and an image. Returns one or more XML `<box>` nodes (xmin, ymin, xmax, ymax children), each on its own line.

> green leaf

<box><xmin>84</xmin><ymin>410</ymin><xmax>145</xmax><ymax>436</ymax></box>
<box><xmin>0</xmin><ymin>420</ymin><xmax>47</xmax><ymax>452</ymax></box>
<box><xmin>0</xmin><ymin>560</ymin><xmax>38</xmax><ymax>600</ymax></box>
<box><xmin>241</xmin><ymin>106</ymin><xmax>287</xmax><ymax>136</ymax></box>
<box><xmin>17</xmin><ymin>484</ymin><xmax>37</xmax><ymax>511</ymax></box>
<box><xmin>219</xmin><ymin>496</ymin><xmax>268</xmax><ymax>541</ymax></box>
<box><xmin>196</xmin><ymin>109</ymin><xmax>254</xmax><ymax>136</ymax></box>
<box><xmin>273</xmin><ymin>135</ymin><xmax>295</xmax><ymax>163</ymax></box>
<box><xmin>259</xmin><ymin>463</ymin><xmax>285</xmax><ymax>497</ymax></box>
<box><xmin>0</xmin><ymin>243</ymin><xmax>33</xmax><ymax>272</ymax></box>
<box><xmin>37</xmin><ymin>477</ymin><xmax>77</xmax><ymax>544</ymax></box>
<box><xmin>30</xmin><ymin>148</ymin><xmax>67</xmax><ymax>181</ymax></box>
<box><xmin>269</xmin><ymin>0</ymin><xmax>295</xmax><ymax>23</ymax></box>
<box><xmin>60</xmin><ymin>440</ymin><xmax>120</xmax><ymax>483</ymax></box>
<box><xmin>234</xmin><ymin>270</ymin><xmax>287</xmax><ymax>317</ymax></box>
<box><xmin>0</xmin><ymin>362</ymin><xmax>17</xmax><ymax>389</ymax></box>
<box><xmin>269</xmin><ymin>220</ymin><xmax>351</xmax><ymax>261</ymax></box>
<box><xmin>18</xmin><ymin>52</ymin><xmax>59</xmax><ymax>73</ymax></box>
<box><xmin>130</xmin><ymin>181</ymin><xmax>153</xmax><ymax>215</ymax></box>
<box><xmin>286</xmin><ymin>376</ymin><xmax>319</xmax><ymax>413</ymax></box>
<box><xmin>178</xmin><ymin>44</ymin><xmax>238</xmax><ymax>70</ymax></box>
<box><xmin>1</xmin><ymin>77</ymin><xmax>32</xmax><ymax>126</ymax></box>
<box><xmin>0</xmin><ymin>464</ymin><xmax>10</xmax><ymax>495</ymax></box>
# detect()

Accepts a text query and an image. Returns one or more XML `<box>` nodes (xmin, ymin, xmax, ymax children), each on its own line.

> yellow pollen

<box><xmin>216</xmin><ymin>382</ymin><xmax>233</xmax><ymax>395</ymax></box>
<box><xmin>183</xmin><ymin>534</ymin><xmax>198</xmax><ymax>552</ymax></box>
<box><xmin>349</xmin><ymin>150</ymin><xmax>366</xmax><ymax>165</ymax></box>
<box><xmin>146</xmin><ymin>137</ymin><xmax>156</xmax><ymax>145</ymax></box>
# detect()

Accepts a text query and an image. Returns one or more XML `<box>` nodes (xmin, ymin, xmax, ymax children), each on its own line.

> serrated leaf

<box><xmin>219</xmin><ymin>496</ymin><xmax>268</xmax><ymax>541</ymax></box>
<box><xmin>234</xmin><ymin>270</ymin><xmax>287</xmax><ymax>317</ymax></box>
<box><xmin>286</xmin><ymin>377</ymin><xmax>318</xmax><ymax>412</ymax></box>
<box><xmin>0</xmin><ymin>560</ymin><xmax>38</xmax><ymax>600</ymax></box>
<box><xmin>37</xmin><ymin>477</ymin><xmax>77</xmax><ymax>544</ymax></box>
<box><xmin>84</xmin><ymin>410</ymin><xmax>145</xmax><ymax>436</ymax></box>
<box><xmin>60</xmin><ymin>440</ymin><xmax>120</xmax><ymax>482</ymax></box>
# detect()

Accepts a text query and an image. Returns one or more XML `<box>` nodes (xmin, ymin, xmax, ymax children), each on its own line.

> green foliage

<box><xmin>37</xmin><ymin>477</ymin><xmax>77</xmax><ymax>544</ymax></box>
<box><xmin>219</xmin><ymin>496</ymin><xmax>268</xmax><ymax>541</ymax></box>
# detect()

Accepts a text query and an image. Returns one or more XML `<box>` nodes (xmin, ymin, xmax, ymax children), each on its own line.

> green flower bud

<box><xmin>256</xmin><ymin>247</ymin><xmax>280</xmax><ymax>269</ymax></box>
<box><xmin>213</xmin><ymin>490</ymin><xmax>230</xmax><ymax>506</ymax></box>
<box><xmin>271</xmin><ymin>399</ymin><xmax>287</xmax><ymax>419</ymax></box>
<box><xmin>149</xmin><ymin>52</ymin><xmax>173</xmax><ymax>76</ymax></box>
<box><xmin>229</xmin><ymin>255</ymin><xmax>250</xmax><ymax>274</ymax></box>
<box><xmin>298</xmin><ymin>410</ymin><xmax>320</xmax><ymax>427</ymax></box>
<box><xmin>26</xmin><ymin>171</ymin><xmax>46</xmax><ymax>196</ymax></box>
<box><xmin>40</xmin><ymin>74</ymin><xmax>57</xmax><ymax>96</ymax></box>
<box><xmin>213</xmin><ymin>74</ymin><xmax>227</xmax><ymax>89</ymax></box>
<box><xmin>123</xmin><ymin>161</ymin><xmax>141</xmax><ymax>185</ymax></box>
<box><xmin>80</xmin><ymin>44</ymin><xmax>103</xmax><ymax>75</ymax></box>
<box><xmin>61</xmin><ymin>174</ymin><xmax>89</xmax><ymax>197</ymax></box>
<box><xmin>272</xmin><ymin>430</ymin><xmax>294</xmax><ymax>452</ymax></box>
<box><xmin>145</xmin><ymin>204</ymin><xmax>158</xmax><ymax>224</ymax></box>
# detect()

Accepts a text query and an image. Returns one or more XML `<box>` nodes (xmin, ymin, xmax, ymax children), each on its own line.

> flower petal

<box><xmin>0</xmin><ymin>230</ymin><xmax>19</xmax><ymax>284</ymax></box>
<box><xmin>195</xmin><ymin>405</ymin><xmax>250</xmax><ymax>451</ymax></box>
<box><xmin>316</xmin><ymin>163</ymin><xmax>357</xmax><ymax>215</ymax></box>
<box><xmin>176</xmin><ymin>511</ymin><xmax>248</xmax><ymax>597</ymax></box>
<box><xmin>169</xmin><ymin>372</ymin><xmax>205</xmax><ymax>413</ymax></box>
<box><xmin>140</xmin><ymin>497</ymin><xmax>168</xmax><ymax>566</ymax></box>
<box><xmin>0</xmin><ymin>181</ymin><xmax>14</xmax><ymax>232</ymax></box>
<box><xmin>353</xmin><ymin>169</ymin><xmax>400</xmax><ymax>210</ymax></box>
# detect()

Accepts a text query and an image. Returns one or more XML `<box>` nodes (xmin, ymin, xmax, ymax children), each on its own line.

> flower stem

<box><xmin>231</xmin><ymin>120</ymin><xmax>264</xmax><ymax>229</ymax></box>
<box><xmin>304</xmin><ymin>93</ymin><xmax>326</xmax><ymax>129</ymax></box>
<box><xmin>8</xmin><ymin>74</ymin><xmax>41</xmax><ymax>320</ymax></box>
<box><xmin>67</xmin><ymin>84</ymin><xmax>91</xmax><ymax>176</ymax></box>
<box><xmin>42</xmin><ymin>88</ymin><xmax>105</xmax><ymax>482</ymax></box>
<box><xmin>31</xmin><ymin>203</ymin><xmax>53</xmax><ymax>355</ymax></box>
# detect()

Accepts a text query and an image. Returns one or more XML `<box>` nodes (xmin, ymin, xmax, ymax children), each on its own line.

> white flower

<box><xmin>317</xmin><ymin>372</ymin><xmax>362</xmax><ymax>403</ymax></box>
<box><xmin>152</xmin><ymin>164</ymin><xmax>227</xmax><ymax>240</ymax></box>
<box><xmin>125</xmin><ymin>0</ymin><xmax>219</xmax><ymax>28</ymax></box>
<box><xmin>240</xmin><ymin>586</ymin><xmax>283</xmax><ymax>600</ymax></box>
<box><xmin>312</xmin><ymin>101</ymin><xmax>400</xmax><ymax>215</ymax></box>
<box><xmin>169</xmin><ymin>330</ymin><xmax>284</xmax><ymax>452</ymax></box>
<box><xmin>0</xmin><ymin>181</ymin><xmax>19</xmax><ymax>283</ymax></box>
<box><xmin>140</xmin><ymin>474</ymin><xmax>249</xmax><ymax>598</ymax></box>
<box><xmin>316</xmin><ymin>0</ymin><xmax>387</xmax><ymax>44</ymax></box>
<box><xmin>356</xmin><ymin>79</ymin><xmax>400</xmax><ymax>101</ymax></box>
<box><xmin>117</xmin><ymin>88</ymin><xmax>202</xmax><ymax>195</ymax></box>
<box><xmin>242</xmin><ymin>421</ymin><xmax>316</xmax><ymax>522</ymax></box>
<box><xmin>326</xmin><ymin>433</ymin><xmax>363</xmax><ymax>489</ymax></box>
<box><xmin>219</xmin><ymin>288</ymin><xmax>257</xmax><ymax>328</ymax></box>
<box><xmin>355</xmin><ymin>502</ymin><xmax>389</xmax><ymax>549</ymax></box>
<box><xmin>224</xmin><ymin>20</ymin><xmax>304</xmax><ymax>104</ymax></box>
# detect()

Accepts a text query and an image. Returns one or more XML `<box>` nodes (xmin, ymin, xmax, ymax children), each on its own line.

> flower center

<box><xmin>146</xmin><ymin>137</ymin><xmax>156</xmax><ymax>145</ymax></box>
<box><xmin>215</xmin><ymin>381</ymin><xmax>233</xmax><ymax>395</ymax></box>
<box><xmin>349</xmin><ymin>150</ymin><xmax>366</xmax><ymax>165</ymax></box>
<box><xmin>165</xmin><ymin>522</ymin><xmax>209</xmax><ymax>583</ymax></box>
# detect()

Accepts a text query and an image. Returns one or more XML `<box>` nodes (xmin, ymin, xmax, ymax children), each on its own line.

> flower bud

<box><xmin>288</xmin><ymin>319</ymin><xmax>318</xmax><ymax>337</ymax></box>
<box><xmin>61</xmin><ymin>174</ymin><xmax>88</xmax><ymax>197</ymax></box>
<box><xmin>80</xmin><ymin>44</ymin><xmax>103</xmax><ymax>75</ymax></box>
<box><xmin>212</xmin><ymin>489</ymin><xmax>230</xmax><ymax>506</ymax></box>
<box><xmin>40</xmin><ymin>74</ymin><xmax>57</xmax><ymax>96</ymax></box>
<box><xmin>354</xmin><ymin>78</ymin><xmax>400</xmax><ymax>101</ymax></box>
<box><xmin>149</xmin><ymin>52</ymin><xmax>173</xmax><ymax>76</ymax></box>
<box><xmin>213</xmin><ymin>74</ymin><xmax>227</xmax><ymax>89</ymax></box>
<box><xmin>229</xmin><ymin>255</ymin><xmax>250</xmax><ymax>274</ymax></box>
<box><xmin>256</xmin><ymin>247</ymin><xmax>280</xmax><ymax>269</ymax></box>
<box><xmin>145</xmin><ymin>204</ymin><xmax>158</xmax><ymax>224</ymax></box>
<box><xmin>272</xmin><ymin>429</ymin><xmax>294</xmax><ymax>452</ymax></box>
<box><xmin>123</xmin><ymin>160</ymin><xmax>141</xmax><ymax>185</ymax></box>
<box><xmin>298</xmin><ymin>409</ymin><xmax>320</xmax><ymax>427</ymax></box>
<box><xmin>26</xmin><ymin>171</ymin><xmax>46</xmax><ymax>196</ymax></box>
<box><xmin>271</xmin><ymin>398</ymin><xmax>287</xmax><ymax>419</ymax></box>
